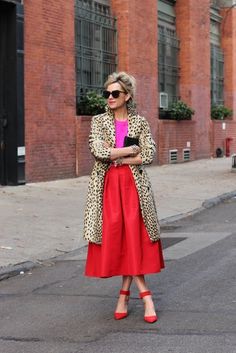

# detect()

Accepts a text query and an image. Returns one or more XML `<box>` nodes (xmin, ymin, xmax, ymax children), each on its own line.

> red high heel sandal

<box><xmin>114</xmin><ymin>289</ymin><xmax>130</xmax><ymax>320</ymax></box>
<box><xmin>139</xmin><ymin>290</ymin><xmax>158</xmax><ymax>323</ymax></box>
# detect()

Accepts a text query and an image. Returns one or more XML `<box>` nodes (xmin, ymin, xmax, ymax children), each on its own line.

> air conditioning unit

<box><xmin>160</xmin><ymin>92</ymin><xmax>168</xmax><ymax>109</ymax></box>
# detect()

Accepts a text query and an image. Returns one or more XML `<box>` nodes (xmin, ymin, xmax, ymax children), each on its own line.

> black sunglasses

<box><xmin>103</xmin><ymin>90</ymin><xmax>126</xmax><ymax>99</ymax></box>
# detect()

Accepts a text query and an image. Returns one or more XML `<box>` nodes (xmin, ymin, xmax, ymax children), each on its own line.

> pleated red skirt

<box><xmin>85</xmin><ymin>165</ymin><xmax>165</xmax><ymax>278</ymax></box>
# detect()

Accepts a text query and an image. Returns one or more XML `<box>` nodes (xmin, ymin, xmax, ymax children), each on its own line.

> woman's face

<box><xmin>105</xmin><ymin>82</ymin><xmax>130</xmax><ymax>111</ymax></box>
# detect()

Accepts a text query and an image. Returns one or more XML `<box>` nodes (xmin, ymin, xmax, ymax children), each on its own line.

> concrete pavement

<box><xmin>1</xmin><ymin>157</ymin><xmax>236</xmax><ymax>279</ymax></box>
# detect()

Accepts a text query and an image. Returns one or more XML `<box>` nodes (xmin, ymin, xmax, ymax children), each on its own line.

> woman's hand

<box><xmin>128</xmin><ymin>145</ymin><xmax>140</xmax><ymax>156</ymax></box>
<box><xmin>108</xmin><ymin>145</ymin><xmax>141</xmax><ymax>161</ymax></box>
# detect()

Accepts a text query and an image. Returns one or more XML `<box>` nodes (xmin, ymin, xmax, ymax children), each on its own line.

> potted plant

<box><xmin>211</xmin><ymin>105</ymin><xmax>233</xmax><ymax>120</ymax></box>
<box><xmin>169</xmin><ymin>100</ymin><xmax>195</xmax><ymax>121</ymax></box>
<box><xmin>77</xmin><ymin>91</ymin><xmax>106</xmax><ymax>116</ymax></box>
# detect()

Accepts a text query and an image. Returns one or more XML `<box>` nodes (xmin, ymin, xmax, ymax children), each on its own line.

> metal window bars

<box><xmin>210</xmin><ymin>0</ymin><xmax>220</xmax><ymax>9</ymax></box>
<box><xmin>75</xmin><ymin>0</ymin><xmax>117</xmax><ymax>105</ymax></box>
<box><xmin>158</xmin><ymin>25</ymin><xmax>180</xmax><ymax>108</ymax></box>
<box><xmin>211</xmin><ymin>44</ymin><xmax>224</xmax><ymax>106</ymax></box>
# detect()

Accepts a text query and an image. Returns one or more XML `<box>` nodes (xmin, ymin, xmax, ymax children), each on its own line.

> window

<box><xmin>158</xmin><ymin>0</ymin><xmax>180</xmax><ymax>110</ymax></box>
<box><xmin>210</xmin><ymin>0</ymin><xmax>219</xmax><ymax>7</ymax></box>
<box><xmin>75</xmin><ymin>0</ymin><xmax>117</xmax><ymax>107</ymax></box>
<box><xmin>211</xmin><ymin>44</ymin><xmax>224</xmax><ymax>105</ymax></box>
<box><xmin>210</xmin><ymin>5</ymin><xmax>224</xmax><ymax>105</ymax></box>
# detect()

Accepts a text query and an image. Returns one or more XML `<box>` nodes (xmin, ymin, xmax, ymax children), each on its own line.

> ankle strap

<box><xmin>120</xmin><ymin>290</ymin><xmax>130</xmax><ymax>296</ymax></box>
<box><xmin>139</xmin><ymin>290</ymin><xmax>151</xmax><ymax>299</ymax></box>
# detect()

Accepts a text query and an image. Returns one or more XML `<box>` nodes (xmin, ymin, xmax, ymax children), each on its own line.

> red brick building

<box><xmin>0</xmin><ymin>0</ymin><xmax>235</xmax><ymax>184</ymax></box>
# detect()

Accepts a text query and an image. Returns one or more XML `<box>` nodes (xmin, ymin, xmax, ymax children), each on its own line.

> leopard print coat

<box><xmin>83</xmin><ymin>111</ymin><xmax>161</xmax><ymax>244</ymax></box>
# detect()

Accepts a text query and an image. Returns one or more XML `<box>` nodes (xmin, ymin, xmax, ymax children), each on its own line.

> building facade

<box><xmin>0</xmin><ymin>0</ymin><xmax>236</xmax><ymax>184</ymax></box>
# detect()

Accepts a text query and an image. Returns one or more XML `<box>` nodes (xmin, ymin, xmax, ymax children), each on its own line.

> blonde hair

<box><xmin>104</xmin><ymin>72</ymin><xmax>136</xmax><ymax>100</ymax></box>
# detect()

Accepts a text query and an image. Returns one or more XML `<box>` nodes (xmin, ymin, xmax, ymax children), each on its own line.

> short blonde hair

<box><xmin>104</xmin><ymin>72</ymin><xmax>136</xmax><ymax>100</ymax></box>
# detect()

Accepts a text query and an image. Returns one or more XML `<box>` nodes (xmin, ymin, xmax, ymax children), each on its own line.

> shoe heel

<box><xmin>114</xmin><ymin>290</ymin><xmax>130</xmax><ymax>320</ymax></box>
<box><xmin>139</xmin><ymin>290</ymin><xmax>158</xmax><ymax>323</ymax></box>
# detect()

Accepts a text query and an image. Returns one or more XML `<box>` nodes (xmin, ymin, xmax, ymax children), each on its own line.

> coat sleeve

<box><xmin>139</xmin><ymin>117</ymin><xmax>156</xmax><ymax>165</ymax></box>
<box><xmin>89</xmin><ymin>115</ymin><xmax>111</xmax><ymax>161</ymax></box>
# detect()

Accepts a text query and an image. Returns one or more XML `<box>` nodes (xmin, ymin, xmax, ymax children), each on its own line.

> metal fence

<box><xmin>75</xmin><ymin>0</ymin><xmax>117</xmax><ymax>104</ymax></box>
<box><xmin>158</xmin><ymin>25</ymin><xmax>180</xmax><ymax>107</ymax></box>
<box><xmin>211</xmin><ymin>44</ymin><xmax>224</xmax><ymax>105</ymax></box>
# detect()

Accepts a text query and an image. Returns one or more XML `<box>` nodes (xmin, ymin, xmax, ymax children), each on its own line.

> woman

<box><xmin>83</xmin><ymin>72</ymin><xmax>164</xmax><ymax>323</ymax></box>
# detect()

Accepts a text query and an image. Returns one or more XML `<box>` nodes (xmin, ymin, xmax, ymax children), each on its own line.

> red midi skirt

<box><xmin>85</xmin><ymin>165</ymin><xmax>165</xmax><ymax>278</ymax></box>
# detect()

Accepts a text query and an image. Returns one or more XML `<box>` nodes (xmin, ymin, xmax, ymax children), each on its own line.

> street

<box><xmin>0</xmin><ymin>198</ymin><xmax>235</xmax><ymax>353</ymax></box>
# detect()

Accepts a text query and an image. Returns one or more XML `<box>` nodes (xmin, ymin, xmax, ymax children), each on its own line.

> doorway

<box><xmin>0</xmin><ymin>1</ymin><xmax>24</xmax><ymax>185</ymax></box>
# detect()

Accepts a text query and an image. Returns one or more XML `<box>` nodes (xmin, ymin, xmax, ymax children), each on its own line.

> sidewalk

<box><xmin>1</xmin><ymin>157</ymin><xmax>236</xmax><ymax>279</ymax></box>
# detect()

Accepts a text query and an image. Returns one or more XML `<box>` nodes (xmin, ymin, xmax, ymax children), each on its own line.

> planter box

<box><xmin>159</xmin><ymin>109</ymin><xmax>192</xmax><ymax>121</ymax></box>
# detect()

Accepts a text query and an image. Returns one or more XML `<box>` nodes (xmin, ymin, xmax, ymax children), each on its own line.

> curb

<box><xmin>202</xmin><ymin>190</ymin><xmax>236</xmax><ymax>208</ymax></box>
<box><xmin>1</xmin><ymin>190</ymin><xmax>236</xmax><ymax>282</ymax></box>
<box><xmin>160</xmin><ymin>190</ymin><xmax>236</xmax><ymax>227</ymax></box>
<box><xmin>0</xmin><ymin>261</ymin><xmax>38</xmax><ymax>282</ymax></box>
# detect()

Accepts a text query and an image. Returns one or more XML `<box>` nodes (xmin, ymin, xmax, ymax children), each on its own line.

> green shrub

<box><xmin>211</xmin><ymin>105</ymin><xmax>233</xmax><ymax>120</ymax></box>
<box><xmin>170</xmin><ymin>100</ymin><xmax>195</xmax><ymax>121</ymax></box>
<box><xmin>77</xmin><ymin>91</ymin><xmax>106</xmax><ymax>116</ymax></box>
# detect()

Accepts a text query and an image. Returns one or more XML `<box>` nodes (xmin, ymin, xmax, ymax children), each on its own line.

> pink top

<box><xmin>115</xmin><ymin>119</ymin><xmax>128</xmax><ymax>148</ymax></box>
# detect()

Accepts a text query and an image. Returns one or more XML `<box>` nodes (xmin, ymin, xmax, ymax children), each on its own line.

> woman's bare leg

<box><xmin>133</xmin><ymin>275</ymin><xmax>156</xmax><ymax>317</ymax></box>
<box><xmin>115</xmin><ymin>275</ymin><xmax>133</xmax><ymax>313</ymax></box>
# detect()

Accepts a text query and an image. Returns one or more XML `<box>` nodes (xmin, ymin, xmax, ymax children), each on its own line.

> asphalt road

<box><xmin>0</xmin><ymin>198</ymin><xmax>235</xmax><ymax>353</ymax></box>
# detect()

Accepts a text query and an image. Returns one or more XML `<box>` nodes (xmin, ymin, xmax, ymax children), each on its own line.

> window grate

<box><xmin>158</xmin><ymin>24</ymin><xmax>180</xmax><ymax>108</ymax></box>
<box><xmin>210</xmin><ymin>6</ymin><xmax>224</xmax><ymax>107</ymax></box>
<box><xmin>75</xmin><ymin>0</ymin><xmax>117</xmax><ymax>104</ymax></box>
<box><xmin>211</xmin><ymin>44</ymin><xmax>224</xmax><ymax>106</ymax></box>
<box><xmin>183</xmin><ymin>149</ymin><xmax>191</xmax><ymax>161</ymax></box>
<box><xmin>210</xmin><ymin>0</ymin><xmax>220</xmax><ymax>8</ymax></box>
<box><xmin>169</xmin><ymin>149</ymin><xmax>178</xmax><ymax>163</ymax></box>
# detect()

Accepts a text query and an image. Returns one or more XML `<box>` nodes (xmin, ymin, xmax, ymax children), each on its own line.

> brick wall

<box><xmin>76</xmin><ymin>0</ymin><xmax>160</xmax><ymax>177</ymax></box>
<box><xmin>221</xmin><ymin>8</ymin><xmax>236</xmax><ymax>118</ymax></box>
<box><xmin>158</xmin><ymin>120</ymin><xmax>196</xmax><ymax>164</ymax></box>
<box><xmin>212</xmin><ymin>120</ymin><xmax>236</xmax><ymax>156</ymax></box>
<box><xmin>24</xmin><ymin>0</ymin><xmax>76</xmax><ymax>182</ymax></box>
<box><xmin>175</xmin><ymin>0</ymin><xmax>212</xmax><ymax>160</ymax></box>
<box><xmin>23</xmin><ymin>1</ymin><xmax>236</xmax><ymax>182</ymax></box>
<box><xmin>76</xmin><ymin>116</ymin><xmax>94</xmax><ymax>176</ymax></box>
<box><xmin>211</xmin><ymin>8</ymin><xmax>236</xmax><ymax>158</ymax></box>
<box><xmin>111</xmin><ymin>0</ymin><xmax>159</xmax><ymax>161</ymax></box>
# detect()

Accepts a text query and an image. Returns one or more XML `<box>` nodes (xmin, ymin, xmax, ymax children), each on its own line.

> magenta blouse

<box><xmin>115</xmin><ymin>119</ymin><xmax>128</xmax><ymax>148</ymax></box>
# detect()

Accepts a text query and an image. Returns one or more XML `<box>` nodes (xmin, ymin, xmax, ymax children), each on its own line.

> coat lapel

<box><xmin>103</xmin><ymin>113</ymin><xmax>116</xmax><ymax>147</ymax></box>
<box><xmin>128</xmin><ymin>114</ymin><xmax>142</xmax><ymax>137</ymax></box>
